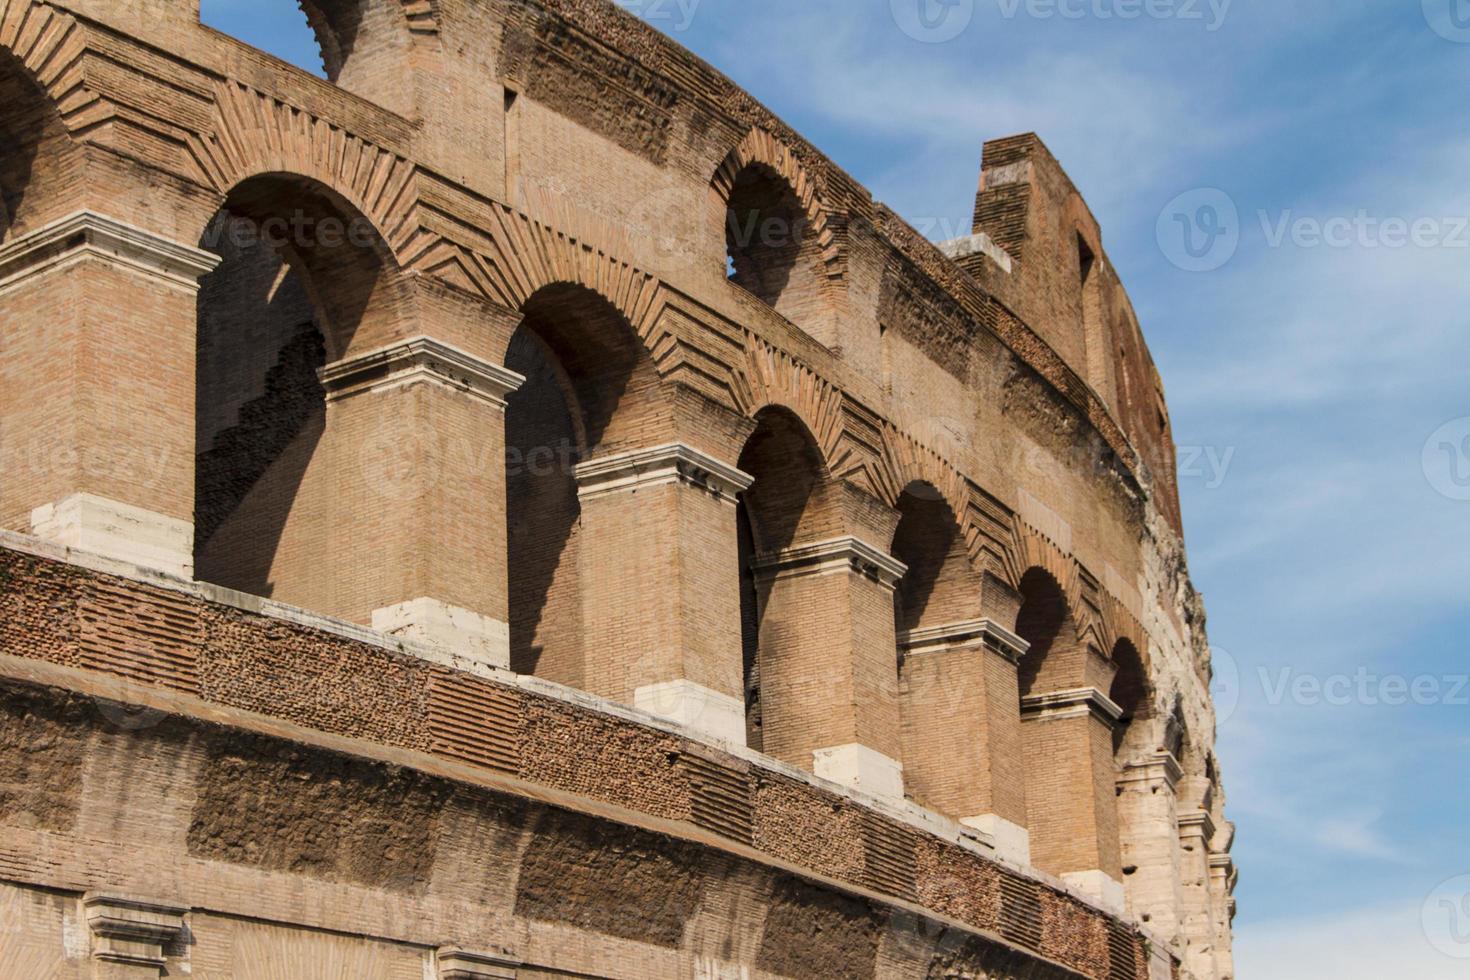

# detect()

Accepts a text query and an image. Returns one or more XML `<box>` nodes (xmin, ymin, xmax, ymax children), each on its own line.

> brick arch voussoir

<box><xmin>712</xmin><ymin>127</ymin><xmax>843</xmax><ymax>286</ymax></box>
<box><xmin>188</xmin><ymin>81</ymin><xmax>421</xmax><ymax>261</ymax></box>
<box><xmin>737</xmin><ymin>333</ymin><xmax>847</xmax><ymax>482</ymax></box>
<box><xmin>0</xmin><ymin>0</ymin><xmax>114</xmax><ymax>137</ymax></box>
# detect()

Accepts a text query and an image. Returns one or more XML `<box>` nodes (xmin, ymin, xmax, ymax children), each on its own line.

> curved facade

<box><xmin>0</xmin><ymin>1</ymin><xmax>1235</xmax><ymax>977</ymax></box>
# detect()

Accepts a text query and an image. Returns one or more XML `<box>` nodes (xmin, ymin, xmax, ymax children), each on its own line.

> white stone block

<box><xmin>961</xmin><ymin>813</ymin><xmax>1032</xmax><ymax>865</ymax></box>
<box><xmin>634</xmin><ymin>679</ymin><xmax>747</xmax><ymax>747</ymax></box>
<box><xmin>1062</xmin><ymin>869</ymin><xmax>1128</xmax><ymax>915</ymax></box>
<box><xmin>30</xmin><ymin>493</ymin><xmax>193</xmax><ymax>579</ymax></box>
<box><xmin>372</xmin><ymin>598</ymin><xmax>510</xmax><ymax>670</ymax></box>
<box><xmin>812</xmin><ymin>743</ymin><xmax>905</xmax><ymax>800</ymax></box>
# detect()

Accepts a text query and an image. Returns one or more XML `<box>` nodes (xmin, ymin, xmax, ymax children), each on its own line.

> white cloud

<box><xmin>1236</xmin><ymin>902</ymin><xmax>1468</xmax><ymax>980</ymax></box>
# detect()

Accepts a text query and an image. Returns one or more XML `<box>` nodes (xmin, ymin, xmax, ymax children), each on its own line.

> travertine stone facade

<box><xmin>0</xmin><ymin>0</ymin><xmax>1234</xmax><ymax>976</ymax></box>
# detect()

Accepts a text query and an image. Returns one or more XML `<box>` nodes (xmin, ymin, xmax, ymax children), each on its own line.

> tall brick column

<box><xmin>1116</xmin><ymin>749</ymin><xmax>1185</xmax><ymax>933</ymax></box>
<box><xmin>899</xmin><ymin>619</ymin><xmax>1032</xmax><ymax>863</ymax></box>
<box><xmin>573</xmin><ymin>444</ymin><xmax>753</xmax><ymax>745</ymax></box>
<box><xmin>319</xmin><ymin>336</ymin><xmax>524</xmax><ymax>669</ymax></box>
<box><xmin>751</xmin><ymin>537</ymin><xmax>908</xmax><ymax>798</ymax></box>
<box><xmin>0</xmin><ymin>212</ymin><xmax>220</xmax><ymax>575</ymax></box>
<box><xmin>1020</xmin><ymin>686</ymin><xmax>1127</xmax><ymax>910</ymax></box>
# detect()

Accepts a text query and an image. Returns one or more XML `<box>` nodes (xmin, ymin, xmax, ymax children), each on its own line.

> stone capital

<box><xmin>319</xmin><ymin>336</ymin><xmax>526</xmax><ymax>407</ymax></box>
<box><xmin>751</xmin><ymin>536</ymin><xmax>908</xmax><ymax>589</ymax></box>
<box><xmin>574</xmin><ymin>443</ymin><xmax>753</xmax><ymax>504</ymax></box>
<box><xmin>1020</xmin><ymin>686</ymin><xmax>1124</xmax><ymax>726</ymax></box>
<box><xmin>436</xmin><ymin>947</ymin><xmax>520</xmax><ymax>979</ymax></box>
<box><xmin>1116</xmin><ymin>749</ymin><xmax>1183</xmax><ymax>792</ymax></box>
<box><xmin>1177</xmin><ymin>808</ymin><xmax>1217</xmax><ymax>843</ymax></box>
<box><xmin>898</xmin><ymin>618</ymin><xmax>1030</xmax><ymax>664</ymax></box>
<box><xmin>84</xmin><ymin>893</ymin><xmax>187</xmax><ymax>969</ymax></box>
<box><xmin>0</xmin><ymin>211</ymin><xmax>220</xmax><ymax>296</ymax></box>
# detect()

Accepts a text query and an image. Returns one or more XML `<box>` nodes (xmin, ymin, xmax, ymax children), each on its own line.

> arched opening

<box><xmin>890</xmin><ymin>485</ymin><xmax>976</xmax><ymax>642</ymax></box>
<box><xmin>193</xmin><ymin>173</ymin><xmax>409</xmax><ymax>600</ymax></box>
<box><xmin>504</xmin><ymin>283</ymin><xmax>666</xmax><ymax>687</ymax></box>
<box><xmin>1015</xmin><ymin>568</ymin><xmax>1072</xmax><ymax>697</ymax></box>
<box><xmin>724</xmin><ymin>165</ymin><xmax>827</xmax><ymax>331</ymax></box>
<box><xmin>199</xmin><ymin>0</ymin><xmax>329</xmax><ymax>77</ymax></box>
<box><xmin>736</xmin><ymin>407</ymin><xmax>842</xmax><ymax>752</ymax></box>
<box><xmin>1109</xmin><ymin>637</ymin><xmax>1152</xmax><ymax>757</ymax></box>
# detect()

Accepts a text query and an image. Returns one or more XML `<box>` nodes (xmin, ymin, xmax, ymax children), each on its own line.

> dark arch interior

<box><xmin>1014</xmin><ymin>568</ymin><xmax>1068</xmax><ymax>698</ymax></box>
<box><xmin>890</xmin><ymin>486</ymin><xmax>972</xmax><ymax>640</ymax></box>
<box><xmin>725</xmin><ymin>165</ymin><xmax>826</xmax><ymax>328</ymax></box>
<box><xmin>1109</xmin><ymin>637</ymin><xmax>1151</xmax><ymax>755</ymax></box>
<box><xmin>504</xmin><ymin>284</ymin><xmax>660</xmax><ymax>684</ymax></box>
<box><xmin>192</xmin><ymin>174</ymin><xmax>399</xmax><ymax>594</ymax></box>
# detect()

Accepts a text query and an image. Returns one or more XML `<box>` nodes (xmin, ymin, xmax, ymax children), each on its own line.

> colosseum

<box><xmin>0</xmin><ymin>0</ymin><xmax>1235</xmax><ymax>977</ymax></box>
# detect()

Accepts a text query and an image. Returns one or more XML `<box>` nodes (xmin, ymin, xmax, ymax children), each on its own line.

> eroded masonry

<box><xmin>0</xmin><ymin>0</ymin><xmax>1236</xmax><ymax>977</ymax></box>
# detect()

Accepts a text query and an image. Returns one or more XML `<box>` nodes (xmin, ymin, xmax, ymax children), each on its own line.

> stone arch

<box><xmin>192</xmin><ymin>169</ymin><xmax>419</xmax><ymax>603</ymax></box>
<box><xmin>0</xmin><ymin>1</ymin><xmax>112</xmax><ymax>139</ymax></box>
<box><xmin>736</xmin><ymin>405</ymin><xmax>847</xmax><ymax>752</ymax></box>
<box><xmin>1108</xmin><ymin>635</ymin><xmax>1153</xmax><ymax>756</ymax></box>
<box><xmin>190</xmin><ymin>81</ymin><xmax>421</xmax><ymax>261</ymax></box>
<box><xmin>0</xmin><ymin>45</ymin><xmax>84</xmax><ymax>242</ymax></box>
<box><xmin>890</xmin><ymin>480</ymin><xmax>980</xmax><ymax>640</ymax></box>
<box><xmin>504</xmin><ymin>281</ymin><xmax>675</xmax><ymax>685</ymax></box>
<box><xmin>712</xmin><ymin>128</ymin><xmax>838</xmax><ymax>283</ymax></box>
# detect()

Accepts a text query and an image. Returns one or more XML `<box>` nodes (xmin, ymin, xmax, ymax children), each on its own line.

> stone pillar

<box><xmin>1177</xmin><ymin>809</ymin><xmax>1220</xmax><ymax>979</ymax></box>
<box><xmin>317</xmin><ymin>336</ymin><xmax>524</xmax><ymax>669</ymax></box>
<box><xmin>1209</xmin><ymin>851</ymin><xmax>1238</xmax><ymax>979</ymax></box>
<box><xmin>83</xmin><ymin>894</ymin><xmax>186</xmax><ymax>979</ymax></box>
<box><xmin>1116</xmin><ymin>750</ymin><xmax>1185</xmax><ymax>936</ymax></box>
<box><xmin>0</xmin><ymin>212</ymin><xmax>219</xmax><ymax>575</ymax></box>
<box><xmin>751</xmin><ymin>536</ymin><xmax>907</xmax><ymax>798</ymax></box>
<box><xmin>898</xmin><ymin>618</ymin><xmax>1031</xmax><ymax>864</ymax></box>
<box><xmin>572</xmin><ymin>444</ymin><xmax>752</xmax><ymax>745</ymax></box>
<box><xmin>1020</xmin><ymin>686</ymin><xmax>1126</xmax><ymax>911</ymax></box>
<box><xmin>436</xmin><ymin>947</ymin><xmax>521</xmax><ymax>979</ymax></box>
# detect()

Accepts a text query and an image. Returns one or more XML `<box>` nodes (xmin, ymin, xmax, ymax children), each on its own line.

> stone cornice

<box><xmin>1116</xmin><ymin>749</ymin><xmax>1184</xmax><ymax>791</ymax></box>
<box><xmin>318</xmin><ymin>336</ymin><xmax>525</xmax><ymax>407</ymax></box>
<box><xmin>898</xmin><ymin>618</ymin><xmax>1030</xmax><ymax>664</ymax></box>
<box><xmin>0</xmin><ymin>211</ymin><xmax>221</xmax><ymax>295</ymax></box>
<box><xmin>1020</xmin><ymin>687</ymin><xmax>1124</xmax><ymax>726</ymax></box>
<box><xmin>574</xmin><ymin>443</ymin><xmax>753</xmax><ymax>504</ymax></box>
<box><xmin>1177</xmin><ymin>809</ymin><xmax>1217</xmax><ymax>843</ymax></box>
<box><xmin>83</xmin><ymin>893</ymin><xmax>187</xmax><ymax>967</ymax></box>
<box><xmin>751</xmin><ymin>536</ymin><xmax>908</xmax><ymax>588</ymax></box>
<box><xmin>437</xmin><ymin>947</ymin><xmax>521</xmax><ymax>979</ymax></box>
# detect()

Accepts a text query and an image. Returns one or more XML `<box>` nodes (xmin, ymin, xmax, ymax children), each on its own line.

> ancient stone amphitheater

<box><xmin>0</xmin><ymin>0</ymin><xmax>1236</xmax><ymax>977</ymax></box>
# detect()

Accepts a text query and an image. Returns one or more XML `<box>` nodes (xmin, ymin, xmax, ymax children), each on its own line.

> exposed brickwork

<box><xmin>0</xmin><ymin>0</ymin><xmax>1232</xmax><ymax>973</ymax></box>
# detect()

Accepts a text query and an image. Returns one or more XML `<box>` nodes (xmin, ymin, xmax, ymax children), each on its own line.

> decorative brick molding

<box><xmin>899</xmin><ymin>618</ymin><xmax>1030</xmax><ymax>664</ymax></box>
<box><xmin>0</xmin><ymin>211</ymin><xmax>220</xmax><ymax>296</ymax></box>
<box><xmin>573</xmin><ymin>443</ymin><xmax>753</xmax><ymax>504</ymax></box>
<box><xmin>83</xmin><ymin>893</ymin><xmax>187</xmax><ymax>972</ymax></box>
<box><xmin>751</xmin><ymin>537</ymin><xmax>908</xmax><ymax>589</ymax></box>
<box><xmin>319</xmin><ymin>337</ymin><xmax>526</xmax><ymax>407</ymax></box>
<box><xmin>1020</xmin><ymin>687</ymin><xmax>1125</xmax><ymax>727</ymax></box>
<box><xmin>436</xmin><ymin>947</ymin><xmax>520</xmax><ymax>979</ymax></box>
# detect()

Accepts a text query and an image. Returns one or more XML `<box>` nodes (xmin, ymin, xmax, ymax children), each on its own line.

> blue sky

<box><xmin>203</xmin><ymin>1</ymin><xmax>1470</xmax><ymax>974</ymax></box>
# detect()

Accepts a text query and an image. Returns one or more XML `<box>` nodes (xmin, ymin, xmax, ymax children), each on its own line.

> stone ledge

<box><xmin>83</xmin><ymin>893</ymin><xmax>187</xmax><ymax>967</ymax></box>
<box><xmin>1021</xmin><ymin>687</ymin><xmax>1124</xmax><ymax>726</ymax></box>
<box><xmin>318</xmin><ymin>336</ymin><xmax>526</xmax><ymax>406</ymax></box>
<box><xmin>0</xmin><ymin>210</ymin><xmax>220</xmax><ymax>295</ymax></box>
<box><xmin>899</xmin><ymin>618</ymin><xmax>1030</xmax><ymax>664</ymax></box>
<box><xmin>574</xmin><ymin>443</ymin><xmax>753</xmax><ymax>504</ymax></box>
<box><xmin>750</xmin><ymin>536</ymin><xmax>908</xmax><ymax>588</ymax></box>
